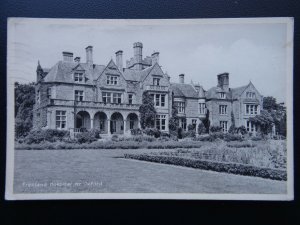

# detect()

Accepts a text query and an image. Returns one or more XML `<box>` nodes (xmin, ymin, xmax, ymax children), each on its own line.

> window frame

<box><xmin>153</xmin><ymin>78</ymin><xmax>160</xmax><ymax>86</ymax></box>
<box><xmin>219</xmin><ymin>105</ymin><xmax>227</xmax><ymax>115</ymax></box>
<box><xmin>106</xmin><ymin>75</ymin><xmax>118</xmax><ymax>85</ymax></box>
<box><xmin>56</xmin><ymin>110</ymin><xmax>67</xmax><ymax>129</ymax></box>
<box><xmin>74</xmin><ymin>72</ymin><xmax>84</xmax><ymax>83</ymax></box>
<box><xmin>220</xmin><ymin>121</ymin><xmax>228</xmax><ymax>133</ymax></box>
<box><xmin>74</xmin><ymin>90</ymin><xmax>84</xmax><ymax>101</ymax></box>
<box><xmin>199</xmin><ymin>103</ymin><xmax>206</xmax><ymax>114</ymax></box>
<box><xmin>220</xmin><ymin>92</ymin><xmax>226</xmax><ymax>99</ymax></box>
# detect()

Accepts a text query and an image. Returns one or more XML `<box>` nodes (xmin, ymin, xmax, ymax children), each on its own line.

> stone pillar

<box><xmin>123</xmin><ymin>120</ymin><xmax>126</xmax><ymax>134</ymax></box>
<box><xmin>107</xmin><ymin>119</ymin><xmax>111</xmax><ymax>134</ymax></box>
<box><xmin>138</xmin><ymin>119</ymin><xmax>141</xmax><ymax>129</ymax></box>
<box><xmin>90</xmin><ymin>119</ymin><xmax>94</xmax><ymax>129</ymax></box>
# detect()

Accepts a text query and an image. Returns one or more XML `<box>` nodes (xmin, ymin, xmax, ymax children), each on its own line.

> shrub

<box><xmin>76</xmin><ymin>132</ymin><xmax>97</xmax><ymax>144</ymax></box>
<box><xmin>187</xmin><ymin>124</ymin><xmax>195</xmax><ymax>131</ymax></box>
<box><xmin>210</xmin><ymin>126</ymin><xmax>222</xmax><ymax>133</ymax></box>
<box><xmin>143</xmin><ymin>128</ymin><xmax>161</xmax><ymax>138</ymax></box>
<box><xmin>197</xmin><ymin>122</ymin><xmax>206</xmax><ymax>135</ymax></box>
<box><xmin>111</xmin><ymin>134</ymin><xmax>119</xmax><ymax>142</ymax></box>
<box><xmin>24</xmin><ymin>129</ymin><xmax>70</xmax><ymax>144</ymax></box>
<box><xmin>130</xmin><ymin>128</ymin><xmax>142</xmax><ymax>136</ymax></box>
<box><xmin>227</xmin><ymin>142</ymin><xmax>256</xmax><ymax>148</ymax></box>
<box><xmin>177</xmin><ymin>127</ymin><xmax>183</xmax><ymax>139</ymax></box>
<box><xmin>237</xmin><ymin>126</ymin><xmax>247</xmax><ymax>135</ymax></box>
<box><xmin>224</xmin><ymin>133</ymin><xmax>243</xmax><ymax>142</ymax></box>
<box><xmin>124</xmin><ymin>154</ymin><xmax>287</xmax><ymax>181</ymax></box>
<box><xmin>182</xmin><ymin>130</ymin><xmax>196</xmax><ymax>138</ymax></box>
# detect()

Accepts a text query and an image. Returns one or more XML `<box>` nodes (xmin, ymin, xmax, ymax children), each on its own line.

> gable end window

<box><xmin>107</xmin><ymin>75</ymin><xmax>118</xmax><ymax>85</ymax></box>
<box><xmin>74</xmin><ymin>72</ymin><xmax>84</xmax><ymax>82</ymax></box>
<box><xmin>246</xmin><ymin>92</ymin><xmax>256</xmax><ymax>98</ymax></box>
<box><xmin>153</xmin><ymin>78</ymin><xmax>160</xmax><ymax>86</ymax></box>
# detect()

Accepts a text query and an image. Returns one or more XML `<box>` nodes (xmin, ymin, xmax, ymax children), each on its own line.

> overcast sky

<box><xmin>8</xmin><ymin>18</ymin><xmax>291</xmax><ymax>102</ymax></box>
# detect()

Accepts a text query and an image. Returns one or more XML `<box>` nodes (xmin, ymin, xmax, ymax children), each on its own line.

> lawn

<box><xmin>14</xmin><ymin>147</ymin><xmax>287</xmax><ymax>194</ymax></box>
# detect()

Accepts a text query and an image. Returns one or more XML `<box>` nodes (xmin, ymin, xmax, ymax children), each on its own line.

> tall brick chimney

<box><xmin>217</xmin><ymin>73</ymin><xmax>229</xmax><ymax>92</ymax></box>
<box><xmin>62</xmin><ymin>52</ymin><xmax>73</xmax><ymax>62</ymax></box>
<box><xmin>179</xmin><ymin>74</ymin><xmax>185</xmax><ymax>84</ymax></box>
<box><xmin>115</xmin><ymin>50</ymin><xmax>123</xmax><ymax>71</ymax></box>
<box><xmin>151</xmin><ymin>51</ymin><xmax>159</xmax><ymax>65</ymax></box>
<box><xmin>85</xmin><ymin>46</ymin><xmax>93</xmax><ymax>65</ymax></box>
<box><xmin>133</xmin><ymin>42</ymin><xmax>143</xmax><ymax>70</ymax></box>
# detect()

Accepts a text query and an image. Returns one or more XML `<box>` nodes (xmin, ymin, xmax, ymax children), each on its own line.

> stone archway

<box><xmin>126</xmin><ymin>113</ymin><xmax>139</xmax><ymax>132</ymax></box>
<box><xmin>110</xmin><ymin>112</ymin><xmax>124</xmax><ymax>134</ymax></box>
<box><xmin>76</xmin><ymin>111</ymin><xmax>91</xmax><ymax>131</ymax></box>
<box><xmin>93</xmin><ymin>111</ymin><xmax>108</xmax><ymax>134</ymax></box>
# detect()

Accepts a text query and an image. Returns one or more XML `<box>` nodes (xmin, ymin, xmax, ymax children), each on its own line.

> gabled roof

<box><xmin>170</xmin><ymin>83</ymin><xmax>199</xmax><ymax>98</ymax></box>
<box><xmin>123</xmin><ymin>64</ymin><xmax>155</xmax><ymax>82</ymax></box>
<box><xmin>231</xmin><ymin>85</ymin><xmax>248</xmax><ymax>99</ymax></box>
<box><xmin>43</xmin><ymin>61</ymin><xmax>106</xmax><ymax>84</ymax></box>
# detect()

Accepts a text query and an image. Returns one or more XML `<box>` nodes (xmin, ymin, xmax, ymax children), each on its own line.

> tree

<box><xmin>201</xmin><ymin>109</ymin><xmax>210</xmax><ymax>133</ymax></box>
<box><xmin>15</xmin><ymin>82</ymin><xmax>35</xmax><ymax>138</ymax></box>
<box><xmin>263</xmin><ymin>96</ymin><xmax>278</xmax><ymax>112</ymax></box>
<box><xmin>263</xmin><ymin>96</ymin><xmax>286</xmax><ymax>137</ymax></box>
<box><xmin>139</xmin><ymin>92</ymin><xmax>156</xmax><ymax>129</ymax></box>
<box><xmin>169</xmin><ymin>104</ymin><xmax>179</xmax><ymax>132</ymax></box>
<box><xmin>249</xmin><ymin>110</ymin><xmax>274</xmax><ymax>136</ymax></box>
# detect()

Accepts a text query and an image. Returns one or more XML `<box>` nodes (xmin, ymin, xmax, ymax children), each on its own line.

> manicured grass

<box><xmin>14</xmin><ymin>149</ymin><xmax>287</xmax><ymax>194</ymax></box>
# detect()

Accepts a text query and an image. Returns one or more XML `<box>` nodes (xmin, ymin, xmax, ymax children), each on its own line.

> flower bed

<box><xmin>124</xmin><ymin>154</ymin><xmax>287</xmax><ymax>181</ymax></box>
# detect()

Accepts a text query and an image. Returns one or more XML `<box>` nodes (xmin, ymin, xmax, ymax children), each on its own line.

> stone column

<box><xmin>90</xmin><ymin>118</ymin><xmax>94</xmax><ymax>129</ymax></box>
<box><xmin>123</xmin><ymin>120</ymin><xmax>126</xmax><ymax>135</ymax></box>
<box><xmin>107</xmin><ymin>119</ymin><xmax>111</xmax><ymax>134</ymax></box>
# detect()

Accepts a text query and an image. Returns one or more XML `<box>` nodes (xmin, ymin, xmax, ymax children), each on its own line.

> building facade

<box><xmin>33</xmin><ymin>42</ymin><xmax>263</xmax><ymax>136</ymax></box>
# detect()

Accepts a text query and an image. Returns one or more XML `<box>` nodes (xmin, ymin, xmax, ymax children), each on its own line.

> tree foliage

<box><xmin>169</xmin><ymin>102</ymin><xmax>179</xmax><ymax>132</ymax></box>
<box><xmin>201</xmin><ymin>109</ymin><xmax>210</xmax><ymax>133</ymax></box>
<box><xmin>15</xmin><ymin>82</ymin><xmax>35</xmax><ymax>138</ymax></box>
<box><xmin>263</xmin><ymin>96</ymin><xmax>278</xmax><ymax>111</ymax></box>
<box><xmin>139</xmin><ymin>92</ymin><xmax>156</xmax><ymax>129</ymax></box>
<box><xmin>263</xmin><ymin>96</ymin><xmax>286</xmax><ymax>136</ymax></box>
<box><xmin>249</xmin><ymin>110</ymin><xmax>274</xmax><ymax>135</ymax></box>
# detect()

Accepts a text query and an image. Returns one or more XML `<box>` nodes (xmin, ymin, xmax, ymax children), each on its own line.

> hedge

<box><xmin>124</xmin><ymin>154</ymin><xmax>287</xmax><ymax>181</ymax></box>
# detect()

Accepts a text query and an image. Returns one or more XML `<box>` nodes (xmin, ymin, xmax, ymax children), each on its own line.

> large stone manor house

<box><xmin>33</xmin><ymin>42</ymin><xmax>263</xmax><ymax>136</ymax></box>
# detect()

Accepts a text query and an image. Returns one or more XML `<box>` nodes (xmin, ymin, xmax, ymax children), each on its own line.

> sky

<box><xmin>7</xmin><ymin>18</ymin><xmax>291</xmax><ymax>102</ymax></box>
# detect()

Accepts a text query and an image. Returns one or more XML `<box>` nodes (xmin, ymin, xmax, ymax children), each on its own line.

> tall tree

<box><xmin>263</xmin><ymin>96</ymin><xmax>278</xmax><ymax>111</ymax></box>
<box><xmin>169</xmin><ymin>96</ymin><xmax>179</xmax><ymax>132</ymax></box>
<box><xmin>15</xmin><ymin>82</ymin><xmax>35</xmax><ymax>138</ymax></box>
<box><xmin>139</xmin><ymin>92</ymin><xmax>156</xmax><ymax>129</ymax></box>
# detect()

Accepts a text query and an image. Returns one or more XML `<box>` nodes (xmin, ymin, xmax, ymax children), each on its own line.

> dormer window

<box><xmin>153</xmin><ymin>78</ymin><xmax>160</xmax><ymax>86</ymax></box>
<box><xmin>246</xmin><ymin>92</ymin><xmax>256</xmax><ymax>98</ymax></box>
<box><xmin>107</xmin><ymin>75</ymin><xmax>118</xmax><ymax>85</ymax></box>
<box><xmin>74</xmin><ymin>72</ymin><xmax>84</xmax><ymax>82</ymax></box>
<box><xmin>220</xmin><ymin>92</ymin><xmax>226</xmax><ymax>99</ymax></box>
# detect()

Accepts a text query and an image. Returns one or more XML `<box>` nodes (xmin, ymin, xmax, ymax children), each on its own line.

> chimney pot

<box><xmin>115</xmin><ymin>50</ymin><xmax>123</xmax><ymax>71</ymax></box>
<box><xmin>133</xmin><ymin>42</ymin><xmax>143</xmax><ymax>70</ymax></box>
<box><xmin>74</xmin><ymin>57</ymin><xmax>80</xmax><ymax>63</ymax></box>
<box><xmin>179</xmin><ymin>74</ymin><xmax>185</xmax><ymax>84</ymax></box>
<box><xmin>151</xmin><ymin>51</ymin><xmax>160</xmax><ymax>65</ymax></box>
<box><xmin>217</xmin><ymin>72</ymin><xmax>229</xmax><ymax>91</ymax></box>
<box><xmin>62</xmin><ymin>51</ymin><xmax>73</xmax><ymax>62</ymax></box>
<box><xmin>85</xmin><ymin>46</ymin><xmax>93</xmax><ymax>65</ymax></box>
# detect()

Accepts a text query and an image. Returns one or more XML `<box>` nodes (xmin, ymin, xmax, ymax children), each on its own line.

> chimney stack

<box><xmin>74</xmin><ymin>57</ymin><xmax>80</xmax><ymax>63</ymax></box>
<box><xmin>133</xmin><ymin>42</ymin><xmax>143</xmax><ymax>70</ymax></box>
<box><xmin>62</xmin><ymin>52</ymin><xmax>73</xmax><ymax>62</ymax></box>
<box><xmin>115</xmin><ymin>50</ymin><xmax>123</xmax><ymax>71</ymax></box>
<box><xmin>179</xmin><ymin>74</ymin><xmax>185</xmax><ymax>84</ymax></box>
<box><xmin>85</xmin><ymin>46</ymin><xmax>93</xmax><ymax>65</ymax></box>
<box><xmin>151</xmin><ymin>51</ymin><xmax>159</xmax><ymax>65</ymax></box>
<box><xmin>217</xmin><ymin>73</ymin><xmax>229</xmax><ymax>92</ymax></box>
